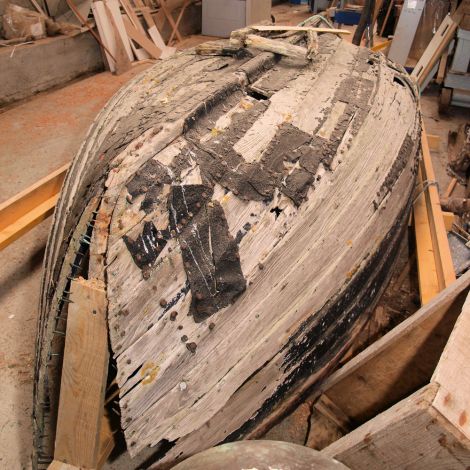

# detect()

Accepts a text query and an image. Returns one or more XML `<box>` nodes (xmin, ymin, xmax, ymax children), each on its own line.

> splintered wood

<box><xmin>36</xmin><ymin>32</ymin><xmax>421</xmax><ymax>469</ymax></box>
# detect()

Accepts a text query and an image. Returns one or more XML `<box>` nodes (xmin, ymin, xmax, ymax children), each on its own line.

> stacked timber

<box><xmin>33</xmin><ymin>26</ymin><xmax>421</xmax><ymax>469</ymax></box>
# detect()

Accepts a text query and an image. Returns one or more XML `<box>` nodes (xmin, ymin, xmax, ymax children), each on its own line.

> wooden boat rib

<box><xmin>33</xmin><ymin>29</ymin><xmax>421</xmax><ymax>468</ymax></box>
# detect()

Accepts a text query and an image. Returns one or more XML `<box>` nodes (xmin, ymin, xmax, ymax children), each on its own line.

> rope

<box><xmin>413</xmin><ymin>179</ymin><xmax>439</xmax><ymax>204</ymax></box>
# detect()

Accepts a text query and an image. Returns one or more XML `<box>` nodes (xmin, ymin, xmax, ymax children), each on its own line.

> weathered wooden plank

<box><xmin>245</xmin><ymin>34</ymin><xmax>308</xmax><ymax>60</ymax></box>
<box><xmin>54</xmin><ymin>278</ymin><xmax>109</xmax><ymax>468</ymax></box>
<box><xmin>421</xmin><ymin>127</ymin><xmax>456</xmax><ymax>291</ymax></box>
<box><xmin>414</xmin><ymin>166</ymin><xmax>440</xmax><ymax>305</ymax></box>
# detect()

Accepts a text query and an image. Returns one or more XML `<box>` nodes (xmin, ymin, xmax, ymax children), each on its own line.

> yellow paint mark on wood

<box><xmin>141</xmin><ymin>362</ymin><xmax>160</xmax><ymax>385</ymax></box>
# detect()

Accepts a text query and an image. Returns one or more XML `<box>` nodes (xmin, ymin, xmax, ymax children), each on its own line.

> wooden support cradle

<box><xmin>322</xmin><ymin>275</ymin><xmax>470</xmax><ymax>468</ymax></box>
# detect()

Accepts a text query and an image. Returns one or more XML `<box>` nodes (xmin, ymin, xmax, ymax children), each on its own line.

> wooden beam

<box><xmin>413</xmin><ymin>128</ymin><xmax>455</xmax><ymax>305</ymax></box>
<box><xmin>134</xmin><ymin>0</ymin><xmax>176</xmax><ymax>57</ymax></box>
<box><xmin>29</xmin><ymin>0</ymin><xmax>48</xmax><ymax>17</ymax></box>
<box><xmin>245</xmin><ymin>34</ymin><xmax>308</xmax><ymax>60</ymax></box>
<box><xmin>379</xmin><ymin>0</ymin><xmax>393</xmax><ymax>37</ymax></box>
<box><xmin>167</xmin><ymin>0</ymin><xmax>189</xmax><ymax>45</ymax></box>
<box><xmin>436</xmin><ymin>48</ymin><xmax>450</xmax><ymax>85</ymax></box>
<box><xmin>97</xmin><ymin>411</ymin><xmax>115</xmax><ymax>468</ymax></box>
<box><xmin>432</xmin><ymin>293</ymin><xmax>470</xmax><ymax>440</ymax></box>
<box><xmin>414</xmin><ymin>166</ymin><xmax>440</xmax><ymax>305</ymax></box>
<box><xmin>49</xmin><ymin>412</ymin><xmax>114</xmax><ymax>469</ymax></box>
<box><xmin>0</xmin><ymin>163</ymin><xmax>69</xmax><ymax>251</ymax></box>
<box><xmin>157</xmin><ymin>0</ymin><xmax>183</xmax><ymax>42</ymax></box>
<box><xmin>54</xmin><ymin>278</ymin><xmax>109</xmax><ymax>468</ymax></box>
<box><xmin>421</xmin><ymin>127</ymin><xmax>456</xmax><ymax>291</ymax></box>
<box><xmin>444</xmin><ymin>177</ymin><xmax>458</xmax><ymax>199</ymax></box>
<box><xmin>103</xmin><ymin>0</ymin><xmax>132</xmax><ymax>74</ymax></box>
<box><xmin>443</xmin><ymin>211</ymin><xmax>455</xmax><ymax>231</ymax></box>
<box><xmin>120</xmin><ymin>0</ymin><xmax>147</xmax><ymax>35</ymax></box>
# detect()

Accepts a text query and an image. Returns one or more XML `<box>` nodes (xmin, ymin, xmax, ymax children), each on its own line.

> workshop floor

<box><xmin>0</xmin><ymin>3</ymin><xmax>468</xmax><ymax>469</ymax></box>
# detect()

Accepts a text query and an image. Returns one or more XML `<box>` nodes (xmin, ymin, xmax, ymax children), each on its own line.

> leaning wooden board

<box><xmin>33</xmin><ymin>32</ymin><xmax>421</xmax><ymax>468</ymax></box>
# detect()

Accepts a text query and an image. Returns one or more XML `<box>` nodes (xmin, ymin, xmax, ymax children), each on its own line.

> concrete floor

<box><xmin>0</xmin><ymin>3</ymin><xmax>468</xmax><ymax>469</ymax></box>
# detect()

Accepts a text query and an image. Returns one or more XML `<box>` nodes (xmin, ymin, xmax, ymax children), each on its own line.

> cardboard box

<box><xmin>202</xmin><ymin>0</ymin><xmax>271</xmax><ymax>38</ymax></box>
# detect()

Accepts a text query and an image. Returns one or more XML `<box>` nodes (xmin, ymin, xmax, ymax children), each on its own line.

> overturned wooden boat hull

<box><xmin>34</xmin><ymin>32</ymin><xmax>420</xmax><ymax>468</ymax></box>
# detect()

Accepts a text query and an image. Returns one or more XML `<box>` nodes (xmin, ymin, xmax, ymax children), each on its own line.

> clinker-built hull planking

<box><xmin>34</xmin><ymin>33</ymin><xmax>421</xmax><ymax>468</ymax></box>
